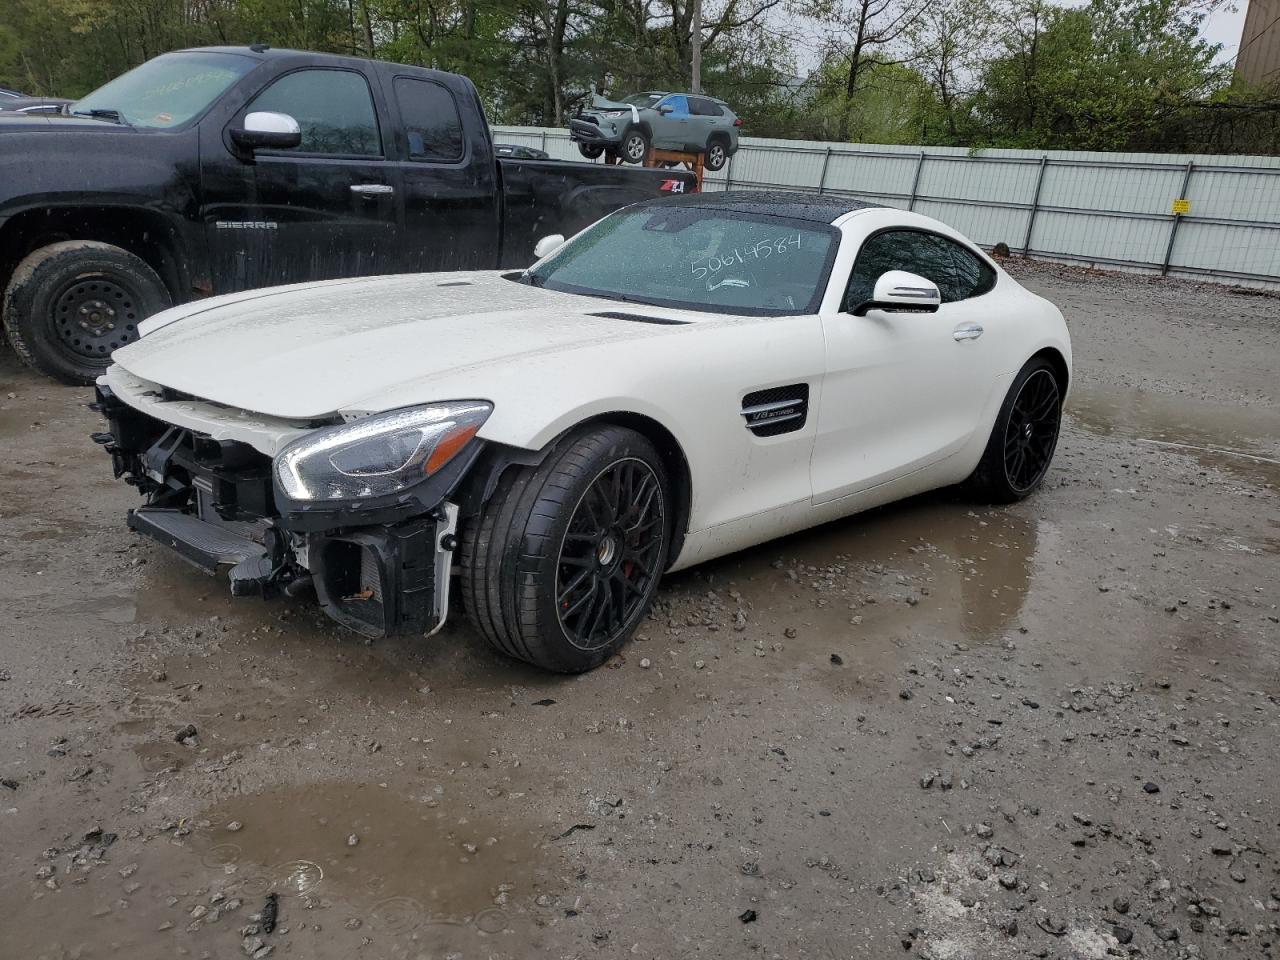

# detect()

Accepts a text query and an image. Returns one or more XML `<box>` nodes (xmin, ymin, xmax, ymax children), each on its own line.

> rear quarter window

<box><xmin>394</xmin><ymin>76</ymin><xmax>464</xmax><ymax>162</ymax></box>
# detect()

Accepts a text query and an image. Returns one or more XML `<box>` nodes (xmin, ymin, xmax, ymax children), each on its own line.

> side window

<box><xmin>845</xmin><ymin>231</ymin><xmax>951</xmax><ymax>309</ymax></box>
<box><xmin>691</xmin><ymin>97</ymin><xmax>724</xmax><ymax>117</ymax></box>
<box><xmin>245</xmin><ymin>69</ymin><xmax>380</xmax><ymax>157</ymax></box>
<box><xmin>844</xmin><ymin>230</ymin><xmax>994</xmax><ymax>309</ymax></box>
<box><xmin>661</xmin><ymin>95</ymin><xmax>690</xmax><ymax>117</ymax></box>
<box><xmin>394</xmin><ymin>77</ymin><xmax>464</xmax><ymax>162</ymax></box>
<box><xmin>938</xmin><ymin>236</ymin><xmax>997</xmax><ymax>300</ymax></box>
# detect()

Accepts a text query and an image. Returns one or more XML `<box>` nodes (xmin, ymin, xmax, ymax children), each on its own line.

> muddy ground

<box><xmin>1</xmin><ymin>261</ymin><xmax>1278</xmax><ymax>960</ymax></box>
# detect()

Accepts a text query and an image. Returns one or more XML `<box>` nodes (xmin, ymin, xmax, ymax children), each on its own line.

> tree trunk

<box><xmin>358</xmin><ymin>0</ymin><xmax>376</xmax><ymax>58</ymax></box>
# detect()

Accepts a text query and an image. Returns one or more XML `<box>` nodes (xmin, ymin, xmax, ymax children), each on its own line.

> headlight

<box><xmin>275</xmin><ymin>402</ymin><xmax>491</xmax><ymax>502</ymax></box>
<box><xmin>603</xmin><ymin>110</ymin><xmax>627</xmax><ymax>118</ymax></box>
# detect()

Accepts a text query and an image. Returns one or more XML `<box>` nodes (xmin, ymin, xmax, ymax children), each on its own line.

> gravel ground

<box><xmin>1</xmin><ymin>261</ymin><xmax>1278</xmax><ymax>960</ymax></box>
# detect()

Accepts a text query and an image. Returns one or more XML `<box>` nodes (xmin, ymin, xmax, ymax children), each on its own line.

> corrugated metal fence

<box><xmin>494</xmin><ymin>125</ymin><xmax>1280</xmax><ymax>288</ymax></box>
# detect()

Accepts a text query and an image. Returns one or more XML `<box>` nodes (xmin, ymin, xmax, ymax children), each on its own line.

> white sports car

<box><xmin>94</xmin><ymin>191</ymin><xmax>1071</xmax><ymax>672</ymax></box>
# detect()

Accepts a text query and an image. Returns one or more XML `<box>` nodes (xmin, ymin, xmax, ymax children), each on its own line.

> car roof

<box><xmin>643</xmin><ymin>190</ymin><xmax>882</xmax><ymax>224</ymax></box>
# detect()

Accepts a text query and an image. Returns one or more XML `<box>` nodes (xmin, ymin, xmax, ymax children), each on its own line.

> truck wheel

<box><xmin>621</xmin><ymin>129</ymin><xmax>649</xmax><ymax>164</ymax></box>
<box><xmin>964</xmin><ymin>357</ymin><xmax>1063</xmax><ymax>503</ymax></box>
<box><xmin>460</xmin><ymin>426</ymin><xmax>672</xmax><ymax>673</ymax></box>
<box><xmin>3</xmin><ymin>241</ymin><xmax>171</xmax><ymax>385</ymax></box>
<box><xmin>578</xmin><ymin>143</ymin><xmax>604</xmax><ymax>159</ymax></box>
<box><xmin>705</xmin><ymin>137</ymin><xmax>729</xmax><ymax>172</ymax></box>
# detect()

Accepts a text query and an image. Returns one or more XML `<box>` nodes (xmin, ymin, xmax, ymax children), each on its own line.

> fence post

<box><xmin>1161</xmin><ymin>161</ymin><xmax>1195</xmax><ymax>277</ymax></box>
<box><xmin>540</xmin><ymin>130</ymin><xmax>547</xmax><ymax>153</ymax></box>
<box><xmin>1021</xmin><ymin>156</ymin><xmax>1048</xmax><ymax>257</ymax></box>
<box><xmin>724</xmin><ymin>153</ymin><xmax>733</xmax><ymax>191</ymax></box>
<box><xmin>907</xmin><ymin>152</ymin><xmax>925</xmax><ymax>211</ymax></box>
<box><xmin>817</xmin><ymin>147</ymin><xmax>832</xmax><ymax>194</ymax></box>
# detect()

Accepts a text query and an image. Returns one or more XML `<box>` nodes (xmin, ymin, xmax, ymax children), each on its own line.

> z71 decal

<box><xmin>660</xmin><ymin>179</ymin><xmax>686</xmax><ymax>193</ymax></box>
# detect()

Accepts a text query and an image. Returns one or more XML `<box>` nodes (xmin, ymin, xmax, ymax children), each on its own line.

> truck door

<box><xmin>386</xmin><ymin>74</ymin><xmax>501</xmax><ymax>273</ymax></box>
<box><xmin>201</xmin><ymin>65</ymin><xmax>401</xmax><ymax>293</ymax></box>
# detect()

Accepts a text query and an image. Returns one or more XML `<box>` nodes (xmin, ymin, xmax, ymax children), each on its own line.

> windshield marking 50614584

<box><xmin>690</xmin><ymin>233</ymin><xmax>802</xmax><ymax>280</ymax></box>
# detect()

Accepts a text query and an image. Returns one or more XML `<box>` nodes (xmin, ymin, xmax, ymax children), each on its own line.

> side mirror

<box><xmin>658</xmin><ymin>104</ymin><xmax>674</xmax><ymax>115</ymax></box>
<box><xmin>230</xmin><ymin>111</ymin><xmax>302</xmax><ymax>152</ymax></box>
<box><xmin>851</xmin><ymin>270</ymin><xmax>941</xmax><ymax>316</ymax></box>
<box><xmin>533</xmin><ymin>234</ymin><xmax>566</xmax><ymax>259</ymax></box>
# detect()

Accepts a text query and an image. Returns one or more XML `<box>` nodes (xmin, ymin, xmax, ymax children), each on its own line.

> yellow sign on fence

<box><xmin>1171</xmin><ymin>198</ymin><xmax>1191</xmax><ymax>215</ymax></box>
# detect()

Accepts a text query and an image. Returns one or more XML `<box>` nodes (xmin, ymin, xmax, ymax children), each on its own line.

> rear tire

<box><xmin>3</xmin><ymin>241</ymin><xmax>171</xmax><ymax>385</ymax></box>
<box><xmin>459</xmin><ymin>426</ymin><xmax>672</xmax><ymax>673</ymax></box>
<box><xmin>705</xmin><ymin>137</ymin><xmax>729</xmax><ymax>171</ymax></box>
<box><xmin>578</xmin><ymin>143</ymin><xmax>604</xmax><ymax>159</ymax></box>
<box><xmin>965</xmin><ymin>357</ymin><xmax>1063</xmax><ymax>502</ymax></box>
<box><xmin>620</xmin><ymin>129</ymin><xmax>649</xmax><ymax>164</ymax></box>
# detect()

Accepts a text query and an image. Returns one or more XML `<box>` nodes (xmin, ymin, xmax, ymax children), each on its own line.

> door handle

<box><xmin>350</xmin><ymin>183</ymin><xmax>394</xmax><ymax>197</ymax></box>
<box><xmin>953</xmin><ymin>322</ymin><xmax>984</xmax><ymax>341</ymax></box>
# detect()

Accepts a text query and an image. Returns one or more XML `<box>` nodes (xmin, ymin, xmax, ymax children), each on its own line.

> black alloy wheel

<box><xmin>964</xmin><ymin>356</ymin><xmax>1064</xmax><ymax>503</ymax></box>
<box><xmin>1002</xmin><ymin>368</ymin><xmax>1060</xmax><ymax>494</ymax></box>
<box><xmin>459</xmin><ymin>425</ymin><xmax>673</xmax><ymax>673</ymax></box>
<box><xmin>556</xmin><ymin>457</ymin><xmax>666</xmax><ymax>652</ymax></box>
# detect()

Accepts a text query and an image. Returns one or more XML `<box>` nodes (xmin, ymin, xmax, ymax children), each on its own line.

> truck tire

<box><xmin>620</xmin><ymin>129</ymin><xmax>649</xmax><ymax>164</ymax></box>
<box><xmin>3</xmin><ymin>241</ymin><xmax>172</xmax><ymax>385</ymax></box>
<box><xmin>963</xmin><ymin>357</ymin><xmax>1063</xmax><ymax>503</ymax></box>
<box><xmin>705</xmin><ymin>136</ymin><xmax>730</xmax><ymax>172</ymax></box>
<box><xmin>578</xmin><ymin>143</ymin><xmax>604</xmax><ymax>159</ymax></box>
<box><xmin>459</xmin><ymin>425</ymin><xmax>672</xmax><ymax>673</ymax></box>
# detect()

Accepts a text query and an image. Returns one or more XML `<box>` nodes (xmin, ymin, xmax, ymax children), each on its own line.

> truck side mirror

<box><xmin>230</xmin><ymin>111</ymin><xmax>302</xmax><ymax>154</ymax></box>
<box><xmin>533</xmin><ymin>234</ymin><xmax>566</xmax><ymax>259</ymax></box>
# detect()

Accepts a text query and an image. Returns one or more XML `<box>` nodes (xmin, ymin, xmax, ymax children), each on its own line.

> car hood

<box><xmin>110</xmin><ymin>272</ymin><xmax>699</xmax><ymax>420</ymax></box>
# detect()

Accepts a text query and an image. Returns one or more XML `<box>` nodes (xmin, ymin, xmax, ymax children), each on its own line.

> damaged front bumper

<box><xmin>92</xmin><ymin>379</ymin><xmax>463</xmax><ymax>639</ymax></box>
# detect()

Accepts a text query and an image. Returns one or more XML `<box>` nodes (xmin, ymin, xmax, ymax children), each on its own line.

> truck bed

<box><xmin>498</xmin><ymin>158</ymin><xmax>697</xmax><ymax>268</ymax></box>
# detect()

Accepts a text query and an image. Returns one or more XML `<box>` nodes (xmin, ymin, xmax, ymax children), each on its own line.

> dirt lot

<box><xmin>1</xmin><ymin>261</ymin><xmax>1278</xmax><ymax>960</ymax></box>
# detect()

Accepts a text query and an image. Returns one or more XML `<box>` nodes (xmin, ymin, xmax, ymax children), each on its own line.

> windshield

<box><xmin>527</xmin><ymin>206</ymin><xmax>837</xmax><ymax>315</ymax></box>
<box><xmin>71</xmin><ymin>51</ymin><xmax>256</xmax><ymax>129</ymax></box>
<box><xmin>622</xmin><ymin>93</ymin><xmax>663</xmax><ymax>107</ymax></box>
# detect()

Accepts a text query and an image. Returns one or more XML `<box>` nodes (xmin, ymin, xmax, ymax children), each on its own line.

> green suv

<box><xmin>569</xmin><ymin>92</ymin><xmax>741</xmax><ymax>171</ymax></box>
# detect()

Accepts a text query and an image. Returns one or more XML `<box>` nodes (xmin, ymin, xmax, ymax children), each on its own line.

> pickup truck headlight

<box><xmin>275</xmin><ymin>402</ymin><xmax>491</xmax><ymax>502</ymax></box>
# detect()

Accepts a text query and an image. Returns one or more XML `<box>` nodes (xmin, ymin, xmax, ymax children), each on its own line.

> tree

<box><xmin>806</xmin><ymin>0</ymin><xmax>931</xmax><ymax>141</ymax></box>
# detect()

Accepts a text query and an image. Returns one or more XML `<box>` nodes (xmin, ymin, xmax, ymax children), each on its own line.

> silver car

<box><xmin>569</xmin><ymin>92</ymin><xmax>741</xmax><ymax>170</ymax></box>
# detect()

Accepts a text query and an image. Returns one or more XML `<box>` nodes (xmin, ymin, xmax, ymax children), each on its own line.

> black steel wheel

<box><xmin>621</xmin><ymin>129</ymin><xmax>649</xmax><ymax>164</ymax></box>
<box><xmin>3</xmin><ymin>240</ymin><xmax>171</xmax><ymax>385</ymax></box>
<box><xmin>460</xmin><ymin>426</ymin><xmax>673</xmax><ymax>673</ymax></box>
<box><xmin>556</xmin><ymin>458</ymin><xmax>665</xmax><ymax>652</ymax></box>
<box><xmin>965</xmin><ymin>356</ymin><xmax>1064</xmax><ymax>503</ymax></box>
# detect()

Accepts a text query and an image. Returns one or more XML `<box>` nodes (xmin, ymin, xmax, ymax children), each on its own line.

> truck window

<box><xmin>393</xmin><ymin>77</ymin><xmax>464</xmax><ymax>162</ymax></box>
<box><xmin>246</xmin><ymin>69</ymin><xmax>381</xmax><ymax>157</ymax></box>
<box><xmin>70</xmin><ymin>51</ymin><xmax>255</xmax><ymax>129</ymax></box>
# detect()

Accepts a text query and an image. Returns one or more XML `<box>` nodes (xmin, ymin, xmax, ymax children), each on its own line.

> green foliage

<box><xmin>0</xmin><ymin>0</ymin><xmax>1273</xmax><ymax>153</ymax></box>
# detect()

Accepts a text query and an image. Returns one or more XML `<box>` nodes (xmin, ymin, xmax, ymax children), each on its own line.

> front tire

<box><xmin>578</xmin><ymin>142</ymin><xmax>604</xmax><ymax>159</ymax></box>
<box><xmin>3</xmin><ymin>241</ymin><xmax>171</xmax><ymax>385</ymax></box>
<box><xmin>620</xmin><ymin>129</ymin><xmax>649</xmax><ymax>164</ymax></box>
<box><xmin>965</xmin><ymin>357</ymin><xmax>1063</xmax><ymax>502</ymax></box>
<box><xmin>460</xmin><ymin>426</ymin><xmax>672</xmax><ymax>673</ymax></box>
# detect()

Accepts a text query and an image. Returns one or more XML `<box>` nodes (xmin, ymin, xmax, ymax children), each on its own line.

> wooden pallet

<box><xmin>604</xmin><ymin>147</ymin><xmax>705</xmax><ymax>191</ymax></box>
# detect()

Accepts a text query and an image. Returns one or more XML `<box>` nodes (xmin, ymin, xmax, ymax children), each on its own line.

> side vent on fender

<box><xmin>741</xmin><ymin>384</ymin><xmax>809</xmax><ymax>437</ymax></box>
<box><xmin>588</xmin><ymin>311</ymin><xmax>689</xmax><ymax>326</ymax></box>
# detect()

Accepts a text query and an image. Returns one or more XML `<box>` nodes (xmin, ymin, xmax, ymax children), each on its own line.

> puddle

<box><xmin>190</xmin><ymin>782</ymin><xmax>553</xmax><ymax>937</ymax></box>
<box><xmin>690</xmin><ymin>497</ymin><xmax>1049</xmax><ymax>671</ymax></box>
<box><xmin>1068</xmin><ymin>385</ymin><xmax>1280</xmax><ymax>488</ymax></box>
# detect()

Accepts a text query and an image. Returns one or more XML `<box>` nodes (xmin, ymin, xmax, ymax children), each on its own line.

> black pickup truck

<box><xmin>0</xmin><ymin>47</ymin><xmax>696</xmax><ymax>383</ymax></box>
